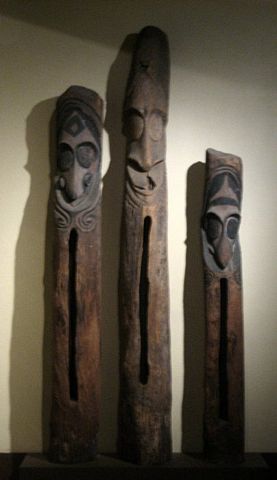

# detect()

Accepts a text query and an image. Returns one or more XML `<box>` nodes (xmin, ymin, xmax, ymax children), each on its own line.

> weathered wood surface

<box><xmin>201</xmin><ymin>148</ymin><xmax>244</xmax><ymax>463</ymax></box>
<box><xmin>117</xmin><ymin>26</ymin><xmax>172</xmax><ymax>465</ymax></box>
<box><xmin>49</xmin><ymin>86</ymin><xmax>103</xmax><ymax>463</ymax></box>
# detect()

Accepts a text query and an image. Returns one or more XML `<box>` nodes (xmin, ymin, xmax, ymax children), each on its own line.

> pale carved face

<box><xmin>56</xmin><ymin>110</ymin><xmax>100</xmax><ymax>205</ymax></box>
<box><xmin>124</xmin><ymin>75</ymin><xmax>167</xmax><ymax>202</ymax></box>
<box><xmin>204</xmin><ymin>171</ymin><xmax>241</xmax><ymax>269</ymax></box>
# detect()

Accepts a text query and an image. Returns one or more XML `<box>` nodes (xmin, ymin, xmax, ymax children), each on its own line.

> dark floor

<box><xmin>0</xmin><ymin>453</ymin><xmax>276</xmax><ymax>480</ymax></box>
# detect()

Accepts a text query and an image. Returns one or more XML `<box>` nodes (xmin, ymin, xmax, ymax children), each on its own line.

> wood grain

<box><xmin>202</xmin><ymin>149</ymin><xmax>244</xmax><ymax>463</ymax></box>
<box><xmin>49</xmin><ymin>86</ymin><xmax>103</xmax><ymax>463</ymax></box>
<box><xmin>118</xmin><ymin>26</ymin><xmax>172</xmax><ymax>465</ymax></box>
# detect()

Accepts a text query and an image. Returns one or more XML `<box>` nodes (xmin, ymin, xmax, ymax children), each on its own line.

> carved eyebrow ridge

<box><xmin>125</xmin><ymin>107</ymin><xmax>167</xmax><ymax>120</ymax></box>
<box><xmin>209</xmin><ymin>197</ymin><xmax>239</xmax><ymax>207</ymax></box>
<box><xmin>207</xmin><ymin>172</ymin><xmax>241</xmax><ymax>205</ymax></box>
<box><xmin>152</xmin><ymin>108</ymin><xmax>167</xmax><ymax>123</ymax></box>
<box><xmin>77</xmin><ymin>140</ymin><xmax>99</xmax><ymax>152</ymax></box>
<box><xmin>124</xmin><ymin>107</ymin><xmax>145</xmax><ymax>118</ymax></box>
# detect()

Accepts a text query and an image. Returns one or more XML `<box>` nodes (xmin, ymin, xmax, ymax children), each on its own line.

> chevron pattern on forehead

<box><xmin>63</xmin><ymin>114</ymin><xmax>85</xmax><ymax>137</ymax></box>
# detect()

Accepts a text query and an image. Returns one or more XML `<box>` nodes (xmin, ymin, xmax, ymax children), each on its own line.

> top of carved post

<box><xmin>54</xmin><ymin>86</ymin><xmax>103</xmax><ymax>232</ymax></box>
<box><xmin>124</xmin><ymin>26</ymin><xmax>169</xmax><ymax>112</ymax></box>
<box><xmin>123</xmin><ymin>26</ymin><xmax>170</xmax><ymax>208</ymax></box>
<box><xmin>202</xmin><ymin>148</ymin><xmax>242</xmax><ymax>273</ymax></box>
<box><xmin>57</xmin><ymin>85</ymin><xmax>103</xmax><ymax>126</ymax></box>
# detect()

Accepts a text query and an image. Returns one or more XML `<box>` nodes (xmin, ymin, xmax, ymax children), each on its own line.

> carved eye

<box><xmin>58</xmin><ymin>143</ymin><xmax>74</xmax><ymax>171</ymax></box>
<box><xmin>206</xmin><ymin>213</ymin><xmax>221</xmax><ymax>241</ymax></box>
<box><xmin>77</xmin><ymin>142</ymin><xmax>97</xmax><ymax>168</ymax></box>
<box><xmin>124</xmin><ymin>113</ymin><xmax>144</xmax><ymax>140</ymax></box>
<box><xmin>227</xmin><ymin>216</ymin><xmax>240</xmax><ymax>239</ymax></box>
<box><xmin>149</xmin><ymin>112</ymin><xmax>164</xmax><ymax>141</ymax></box>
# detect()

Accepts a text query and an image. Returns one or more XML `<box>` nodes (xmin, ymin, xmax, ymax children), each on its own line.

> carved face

<box><xmin>204</xmin><ymin>170</ymin><xmax>241</xmax><ymax>269</ymax></box>
<box><xmin>124</xmin><ymin>75</ymin><xmax>167</xmax><ymax>202</ymax></box>
<box><xmin>56</xmin><ymin>110</ymin><xmax>100</xmax><ymax>205</ymax></box>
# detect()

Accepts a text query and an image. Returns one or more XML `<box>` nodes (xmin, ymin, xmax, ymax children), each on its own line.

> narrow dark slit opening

<box><xmin>68</xmin><ymin>228</ymin><xmax>78</xmax><ymax>401</ymax></box>
<box><xmin>219</xmin><ymin>277</ymin><xmax>228</xmax><ymax>420</ymax></box>
<box><xmin>139</xmin><ymin>216</ymin><xmax>151</xmax><ymax>385</ymax></box>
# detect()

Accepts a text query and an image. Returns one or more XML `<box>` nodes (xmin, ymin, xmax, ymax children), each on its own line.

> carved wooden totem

<box><xmin>202</xmin><ymin>148</ymin><xmax>244</xmax><ymax>462</ymax></box>
<box><xmin>118</xmin><ymin>26</ymin><xmax>172</xmax><ymax>465</ymax></box>
<box><xmin>49</xmin><ymin>86</ymin><xmax>103</xmax><ymax>463</ymax></box>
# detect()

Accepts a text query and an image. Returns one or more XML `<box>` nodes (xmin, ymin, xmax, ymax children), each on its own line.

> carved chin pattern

<box><xmin>54</xmin><ymin>179</ymin><xmax>100</xmax><ymax>232</ymax></box>
<box><xmin>126</xmin><ymin>163</ymin><xmax>165</xmax><ymax>207</ymax></box>
<box><xmin>128</xmin><ymin>170</ymin><xmax>156</xmax><ymax>194</ymax></box>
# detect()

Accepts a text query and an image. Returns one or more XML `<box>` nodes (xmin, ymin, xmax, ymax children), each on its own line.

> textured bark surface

<box><xmin>49</xmin><ymin>86</ymin><xmax>103</xmax><ymax>463</ymax></box>
<box><xmin>202</xmin><ymin>149</ymin><xmax>244</xmax><ymax>463</ymax></box>
<box><xmin>118</xmin><ymin>26</ymin><xmax>172</xmax><ymax>465</ymax></box>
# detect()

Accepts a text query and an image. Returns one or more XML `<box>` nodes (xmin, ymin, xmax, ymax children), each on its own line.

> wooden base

<box><xmin>19</xmin><ymin>453</ymin><xmax>268</xmax><ymax>480</ymax></box>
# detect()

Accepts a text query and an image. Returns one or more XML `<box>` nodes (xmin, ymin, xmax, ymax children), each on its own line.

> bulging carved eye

<box><xmin>227</xmin><ymin>216</ymin><xmax>240</xmax><ymax>239</ymax></box>
<box><xmin>77</xmin><ymin>142</ymin><xmax>97</xmax><ymax>168</ymax></box>
<box><xmin>124</xmin><ymin>113</ymin><xmax>144</xmax><ymax>140</ymax></box>
<box><xmin>149</xmin><ymin>112</ymin><xmax>164</xmax><ymax>141</ymax></box>
<box><xmin>206</xmin><ymin>213</ymin><xmax>221</xmax><ymax>241</ymax></box>
<box><xmin>58</xmin><ymin>143</ymin><xmax>74</xmax><ymax>171</ymax></box>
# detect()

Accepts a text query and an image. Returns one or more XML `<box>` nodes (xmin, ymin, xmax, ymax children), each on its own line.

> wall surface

<box><xmin>0</xmin><ymin>0</ymin><xmax>276</xmax><ymax>454</ymax></box>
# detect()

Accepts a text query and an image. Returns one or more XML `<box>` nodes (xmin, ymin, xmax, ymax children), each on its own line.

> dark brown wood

<box><xmin>117</xmin><ymin>26</ymin><xmax>172</xmax><ymax>465</ymax></box>
<box><xmin>49</xmin><ymin>86</ymin><xmax>103</xmax><ymax>463</ymax></box>
<box><xmin>201</xmin><ymin>148</ymin><xmax>244</xmax><ymax>463</ymax></box>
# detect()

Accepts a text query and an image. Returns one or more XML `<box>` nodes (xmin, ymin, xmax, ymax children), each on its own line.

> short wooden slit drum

<box><xmin>201</xmin><ymin>148</ymin><xmax>244</xmax><ymax>463</ymax></box>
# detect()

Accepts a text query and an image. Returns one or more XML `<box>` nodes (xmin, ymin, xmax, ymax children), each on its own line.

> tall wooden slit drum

<box><xmin>117</xmin><ymin>26</ymin><xmax>172</xmax><ymax>465</ymax></box>
<box><xmin>49</xmin><ymin>85</ymin><xmax>103</xmax><ymax>464</ymax></box>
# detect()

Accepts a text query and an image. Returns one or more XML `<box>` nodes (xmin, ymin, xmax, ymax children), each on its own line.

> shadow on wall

<box><xmin>99</xmin><ymin>33</ymin><xmax>136</xmax><ymax>451</ymax></box>
<box><xmin>182</xmin><ymin>161</ymin><xmax>206</xmax><ymax>453</ymax></box>
<box><xmin>0</xmin><ymin>0</ymin><xmax>275</xmax><ymax>89</ymax></box>
<box><xmin>9</xmin><ymin>98</ymin><xmax>56</xmax><ymax>453</ymax></box>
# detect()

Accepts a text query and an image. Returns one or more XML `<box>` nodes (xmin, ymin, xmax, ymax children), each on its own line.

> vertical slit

<box><xmin>68</xmin><ymin>229</ymin><xmax>78</xmax><ymax>401</ymax></box>
<box><xmin>219</xmin><ymin>278</ymin><xmax>228</xmax><ymax>420</ymax></box>
<box><xmin>139</xmin><ymin>216</ymin><xmax>151</xmax><ymax>385</ymax></box>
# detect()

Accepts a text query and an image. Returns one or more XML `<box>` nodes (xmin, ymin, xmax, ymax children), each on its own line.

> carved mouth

<box><xmin>147</xmin><ymin>176</ymin><xmax>156</xmax><ymax>190</ymax></box>
<box><xmin>63</xmin><ymin>192</ymin><xmax>86</xmax><ymax>206</ymax></box>
<box><xmin>127</xmin><ymin>171</ymin><xmax>159</xmax><ymax>196</ymax></box>
<box><xmin>136</xmin><ymin>176</ymin><xmax>156</xmax><ymax>191</ymax></box>
<box><xmin>132</xmin><ymin>183</ymin><xmax>156</xmax><ymax>195</ymax></box>
<box><xmin>62</xmin><ymin>183</ymin><xmax>95</xmax><ymax>206</ymax></box>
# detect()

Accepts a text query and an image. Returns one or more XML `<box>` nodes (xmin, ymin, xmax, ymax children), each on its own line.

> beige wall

<box><xmin>0</xmin><ymin>0</ymin><xmax>276</xmax><ymax>453</ymax></box>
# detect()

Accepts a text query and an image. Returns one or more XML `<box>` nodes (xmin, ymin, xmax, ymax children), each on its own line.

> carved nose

<box><xmin>215</xmin><ymin>237</ymin><xmax>233</xmax><ymax>269</ymax></box>
<box><xmin>141</xmin><ymin>159</ymin><xmax>152</xmax><ymax>172</ymax></box>
<box><xmin>140</xmin><ymin>134</ymin><xmax>152</xmax><ymax>171</ymax></box>
<box><xmin>140</xmin><ymin>157</ymin><xmax>152</xmax><ymax>172</ymax></box>
<box><xmin>65</xmin><ymin>183</ymin><xmax>79</xmax><ymax>201</ymax></box>
<box><xmin>65</xmin><ymin>165</ymin><xmax>85</xmax><ymax>202</ymax></box>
